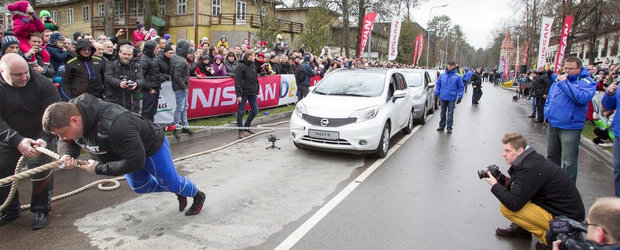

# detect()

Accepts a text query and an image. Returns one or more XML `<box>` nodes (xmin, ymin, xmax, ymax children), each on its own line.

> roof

<box><xmin>276</xmin><ymin>6</ymin><xmax>341</xmax><ymax>17</ymax></box>
<box><xmin>36</xmin><ymin>0</ymin><xmax>85</xmax><ymax>7</ymax></box>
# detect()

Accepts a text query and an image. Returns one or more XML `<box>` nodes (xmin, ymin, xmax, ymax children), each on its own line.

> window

<box><xmin>114</xmin><ymin>1</ymin><xmax>125</xmax><ymax>16</ymax></box>
<box><xmin>67</xmin><ymin>8</ymin><xmax>74</xmax><ymax>24</ymax></box>
<box><xmin>212</xmin><ymin>0</ymin><xmax>221</xmax><ymax>16</ymax></box>
<box><xmin>611</xmin><ymin>36</ymin><xmax>619</xmax><ymax>56</ymax></box>
<box><xmin>177</xmin><ymin>0</ymin><xmax>187</xmax><ymax>14</ymax></box>
<box><xmin>50</xmin><ymin>10</ymin><xmax>57</xmax><ymax>22</ymax></box>
<box><xmin>98</xmin><ymin>3</ymin><xmax>104</xmax><ymax>17</ymax></box>
<box><xmin>236</xmin><ymin>1</ymin><xmax>246</xmax><ymax>23</ymax></box>
<box><xmin>159</xmin><ymin>0</ymin><xmax>166</xmax><ymax>15</ymax></box>
<box><xmin>129</xmin><ymin>0</ymin><xmax>144</xmax><ymax>16</ymax></box>
<box><xmin>82</xmin><ymin>5</ymin><xmax>90</xmax><ymax>22</ymax></box>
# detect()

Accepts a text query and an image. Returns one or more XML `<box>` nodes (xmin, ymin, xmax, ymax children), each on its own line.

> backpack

<box><xmin>294</xmin><ymin>65</ymin><xmax>306</xmax><ymax>83</ymax></box>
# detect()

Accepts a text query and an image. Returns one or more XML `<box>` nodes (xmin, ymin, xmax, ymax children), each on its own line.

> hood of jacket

<box><xmin>75</xmin><ymin>39</ymin><xmax>95</xmax><ymax>59</ymax></box>
<box><xmin>70</xmin><ymin>94</ymin><xmax>102</xmax><ymax>135</ymax></box>
<box><xmin>214</xmin><ymin>54</ymin><xmax>223</xmax><ymax>64</ymax></box>
<box><xmin>143</xmin><ymin>40</ymin><xmax>158</xmax><ymax>58</ymax></box>
<box><xmin>176</xmin><ymin>39</ymin><xmax>190</xmax><ymax>58</ymax></box>
<box><xmin>568</xmin><ymin>67</ymin><xmax>591</xmax><ymax>82</ymax></box>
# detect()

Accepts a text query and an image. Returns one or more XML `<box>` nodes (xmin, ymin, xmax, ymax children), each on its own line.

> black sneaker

<box><xmin>182</xmin><ymin>128</ymin><xmax>194</xmax><ymax>135</ymax></box>
<box><xmin>0</xmin><ymin>212</ymin><xmax>20</xmax><ymax>227</ymax></box>
<box><xmin>185</xmin><ymin>191</ymin><xmax>205</xmax><ymax>216</ymax></box>
<box><xmin>32</xmin><ymin>212</ymin><xmax>49</xmax><ymax>230</ymax></box>
<box><xmin>177</xmin><ymin>194</ymin><xmax>187</xmax><ymax>212</ymax></box>
<box><xmin>528</xmin><ymin>115</ymin><xmax>535</xmax><ymax>118</ymax></box>
<box><xmin>447</xmin><ymin>129</ymin><xmax>452</xmax><ymax>134</ymax></box>
<box><xmin>436</xmin><ymin>127</ymin><xmax>444</xmax><ymax>132</ymax></box>
<box><xmin>173</xmin><ymin>130</ymin><xmax>180</xmax><ymax>140</ymax></box>
<box><xmin>495</xmin><ymin>223</ymin><xmax>532</xmax><ymax>240</ymax></box>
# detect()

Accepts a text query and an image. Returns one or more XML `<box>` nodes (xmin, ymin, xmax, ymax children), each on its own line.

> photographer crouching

<box><xmin>483</xmin><ymin>133</ymin><xmax>584</xmax><ymax>249</ymax></box>
<box><xmin>549</xmin><ymin>197</ymin><xmax>620</xmax><ymax>250</ymax></box>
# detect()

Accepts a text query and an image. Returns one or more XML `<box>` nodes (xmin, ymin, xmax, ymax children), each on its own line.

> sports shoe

<box><xmin>0</xmin><ymin>212</ymin><xmax>20</xmax><ymax>227</ymax></box>
<box><xmin>177</xmin><ymin>194</ymin><xmax>187</xmax><ymax>212</ymax></box>
<box><xmin>447</xmin><ymin>129</ymin><xmax>452</xmax><ymax>134</ymax></box>
<box><xmin>495</xmin><ymin>223</ymin><xmax>532</xmax><ymax>240</ymax></box>
<box><xmin>185</xmin><ymin>191</ymin><xmax>205</xmax><ymax>216</ymax></box>
<box><xmin>436</xmin><ymin>127</ymin><xmax>444</xmax><ymax>132</ymax></box>
<box><xmin>182</xmin><ymin>128</ymin><xmax>194</xmax><ymax>135</ymax></box>
<box><xmin>32</xmin><ymin>212</ymin><xmax>49</xmax><ymax>230</ymax></box>
<box><xmin>599</xmin><ymin>142</ymin><xmax>613</xmax><ymax>147</ymax></box>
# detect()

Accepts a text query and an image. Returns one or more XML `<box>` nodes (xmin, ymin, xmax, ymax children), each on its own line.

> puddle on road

<box><xmin>75</xmin><ymin>135</ymin><xmax>364</xmax><ymax>249</ymax></box>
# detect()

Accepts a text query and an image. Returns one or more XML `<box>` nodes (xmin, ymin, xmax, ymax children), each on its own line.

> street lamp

<box><xmin>426</xmin><ymin>4</ymin><xmax>448</xmax><ymax>68</ymax></box>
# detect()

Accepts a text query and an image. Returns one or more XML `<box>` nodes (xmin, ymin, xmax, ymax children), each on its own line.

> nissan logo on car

<box><xmin>320</xmin><ymin>118</ymin><xmax>329</xmax><ymax>127</ymax></box>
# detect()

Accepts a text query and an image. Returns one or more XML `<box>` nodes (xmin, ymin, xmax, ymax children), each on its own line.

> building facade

<box><xmin>546</xmin><ymin>30</ymin><xmax>620</xmax><ymax>66</ymax></box>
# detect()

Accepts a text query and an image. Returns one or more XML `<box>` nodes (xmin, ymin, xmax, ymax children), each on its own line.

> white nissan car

<box><xmin>290</xmin><ymin>68</ymin><xmax>414</xmax><ymax>158</ymax></box>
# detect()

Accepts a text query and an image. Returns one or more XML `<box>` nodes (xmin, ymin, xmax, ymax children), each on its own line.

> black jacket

<box><xmin>170</xmin><ymin>40</ymin><xmax>190</xmax><ymax>91</ymax></box>
<box><xmin>58</xmin><ymin>94</ymin><xmax>165</xmax><ymax>176</ymax></box>
<box><xmin>224</xmin><ymin>59</ymin><xmax>237</xmax><ymax>77</ymax></box>
<box><xmin>0</xmin><ymin>68</ymin><xmax>59</xmax><ymax>147</ymax></box>
<box><xmin>532</xmin><ymin>72</ymin><xmax>551</xmax><ymax>98</ymax></box>
<box><xmin>155</xmin><ymin>53</ymin><xmax>172</xmax><ymax>80</ymax></box>
<box><xmin>234</xmin><ymin>59</ymin><xmax>259</xmax><ymax>96</ymax></box>
<box><xmin>491</xmin><ymin>147</ymin><xmax>585</xmax><ymax>221</ymax></box>
<box><xmin>46</xmin><ymin>43</ymin><xmax>69</xmax><ymax>72</ymax></box>
<box><xmin>138</xmin><ymin>40</ymin><xmax>166</xmax><ymax>92</ymax></box>
<box><xmin>471</xmin><ymin>72</ymin><xmax>482</xmax><ymax>91</ymax></box>
<box><xmin>104</xmin><ymin>59</ymin><xmax>145</xmax><ymax>113</ymax></box>
<box><xmin>60</xmin><ymin>39</ymin><xmax>105</xmax><ymax>101</ymax></box>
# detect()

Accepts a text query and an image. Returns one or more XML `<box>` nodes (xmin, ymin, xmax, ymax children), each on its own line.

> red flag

<box><xmin>523</xmin><ymin>42</ymin><xmax>529</xmax><ymax>66</ymax></box>
<box><xmin>554</xmin><ymin>15</ymin><xmax>574</xmax><ymax>74</ymax></box>
<box><xmin>358</xmin><ymin>12</ymin><xmax>377</xmax><ymax>58</ymax></box>
<box><xmin>416</xmin><ymin>35</ymin><xmax>424</xmax><ymax>65</ymax></box>
<box><xmin>413</xmin><ymin>34</ymin><xmax>420</xmax><ymax>65</ymax></box>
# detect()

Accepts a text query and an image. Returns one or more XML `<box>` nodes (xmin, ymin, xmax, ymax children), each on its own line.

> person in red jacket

<box><xmin>8</xmin><ymin>1</ymin><xmax>50</xmax><ymax>64</ymax></box>
<box><xmin>132</xmin><ymin>22</ymin><xmax>149</xmax><ymax>46</ymax></box>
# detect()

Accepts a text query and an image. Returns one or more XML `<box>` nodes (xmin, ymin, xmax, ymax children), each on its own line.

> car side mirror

<box><xmin>393</xmin><ymin>90</ymin><xmax>406</xmax><ymax>101</ymax></box>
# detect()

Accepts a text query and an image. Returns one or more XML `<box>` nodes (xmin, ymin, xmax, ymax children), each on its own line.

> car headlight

<box><xmin>349</xmin><ymin>105</ymin><xmax>379</xmax><ymax>123</ymax></box>
<box><xmin>295</xmin><ymin>102</ymin><xmax>307</xmax><ymax>118</ymax></box>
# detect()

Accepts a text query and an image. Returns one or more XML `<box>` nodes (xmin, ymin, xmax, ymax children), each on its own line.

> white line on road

<box><xmin>274</xmin><ymin>115</ymin><xmax>429</xmax><ymax>249</ymax></box>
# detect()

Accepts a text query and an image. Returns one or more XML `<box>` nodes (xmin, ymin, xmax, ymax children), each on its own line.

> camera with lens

<box><xmin>548</xmin><ymin>216</ymin><xmax>597</xmax><ymax>250</ymax></box>
<box><xmin>477</xmin><ymin>164</ymin><xmax>501</xmax><ymax>179</ymax></box>
<box><xmin>268</xmin><ymin>134</ymin><xmax>278</xmax><ymax>142</ymax></box>
<box><xmin>44</xmin><ymin>16</ymin><xmax>51</xmax><ymax>22</ymax></box>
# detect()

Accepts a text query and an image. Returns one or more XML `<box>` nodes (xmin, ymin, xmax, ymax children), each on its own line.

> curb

<box><xmin>580</xmin><ymin>135</ymin><xmax>613</xmax><ymax>166</ymax></box>
<box><xmin>167</xmin><ymin>111</ymin><xmax>293</xmax><ymax>145</ymax></box>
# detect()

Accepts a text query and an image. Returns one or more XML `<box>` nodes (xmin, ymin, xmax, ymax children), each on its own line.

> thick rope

<box><xmin>0</xmin><ymin>121</ymin><xmax>289</xmax><ymax>212</ymax></box>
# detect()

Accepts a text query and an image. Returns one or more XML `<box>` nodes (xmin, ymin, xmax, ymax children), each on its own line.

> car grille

<box><xmin>301</xmin><ymin>136</ymin><xmax>352</xmax><ymax>145</ymax></box>
<box><xmin>302</xmin><ymin>114</ymin><xmax>357</xmax><ymax>127</ymax></box>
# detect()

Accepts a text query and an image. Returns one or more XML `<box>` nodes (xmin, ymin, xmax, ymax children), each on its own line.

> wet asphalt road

<box><xmin>0</xmin><ymin>81</ymin><xmax>614</xmax><ymax>249</ymax></box>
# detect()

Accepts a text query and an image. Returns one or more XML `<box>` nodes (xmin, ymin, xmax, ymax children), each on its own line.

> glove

<box><xmin>456</xmin><ymin>97</ymin><xmax>462</xmax><ymax>104</ymax></box>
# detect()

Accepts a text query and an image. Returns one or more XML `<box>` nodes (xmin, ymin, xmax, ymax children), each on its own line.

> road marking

<box><xmin>274</xmin><ymin>115</ymin><xmax>431</xmax><ymax>249</ymax></box>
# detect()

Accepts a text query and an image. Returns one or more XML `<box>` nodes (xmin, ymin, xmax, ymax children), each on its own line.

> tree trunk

<box><xmin>144</xmin><ymin>0</ymin><xmax>152</xmax><ymax>30</ymax></box>
<box><xmin>104</xmin><ymin>0</ymin><xmax>114</xmax><ymax>36</ymax></box>
<box><xmin>357</xmin><ymin>0</ymin><xmax>366</xmax><ymax>57</ymax></box>
<box><xmin>342</xmin><ymin>0</ymin><xmax>350</xmax><ymax>58</ymax></box>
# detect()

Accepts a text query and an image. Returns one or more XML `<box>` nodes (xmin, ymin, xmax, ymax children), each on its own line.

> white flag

<box><xmin>388</xmin><ymin>17</ymin><xmax>402</xmax><ymax>61</ymax></box>
<box><xmin>536</xmin><ymin>16</ymin><xmax>554</xmax><ymax>69</ymax></box>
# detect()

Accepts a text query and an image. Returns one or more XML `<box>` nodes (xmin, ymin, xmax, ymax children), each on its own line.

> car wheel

<box><xmin>403</xmin><ymin>111</ymin><xmax>414</xmax><ymax>134</ymax></box>
<box><xmin>414</xmin><ymin>106</ymin><xmax>426</xmax><ymax>125</ymax></box>
<box><xmin>375</xmin><ymin>124</ymin><xmax>390</xmax><ymax>158</ymax></box>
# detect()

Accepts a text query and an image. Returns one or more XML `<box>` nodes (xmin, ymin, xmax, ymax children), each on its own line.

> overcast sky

<box><xmin>411</xmin><ymin>0</ymin><xmax>515</xmax><ymax>50</ymax></box>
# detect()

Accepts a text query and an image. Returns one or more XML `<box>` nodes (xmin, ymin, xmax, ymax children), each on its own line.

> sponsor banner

<box><xmin>278</xmin><ymin>74</ymin><xmax>299</xmax><ymax>105</ymax></box>
<box><xmin>554</xmin><ymin>15</ymin><xmax>574</xmax><ymax>74</ymax></box>
<box><xmin>413</xmin><ymin>34</ymin><xmax>420</xmax><ymax>65</ymax></box>
<box><xmin>358</xmin><ymin>12</ymin><xmax>377</xmax><ymax>57</ymax></box>
<box><xmin>537</xmin><ymin>16</ymin><xmax>554</xmax><ymax>68</ymax></box>
<box><xmin>416</xmin><ymin>34</ymin><xmax>424</xmax><ymax>65</ymax></box>
<box><xmin>153</xmin><ymin>81</ymin><xmax>176</xmax><ymax>124</ymax></box>
<box><xmin>388</xmin><ymin>17</ymin><xmax>402</xmax><ymax>61</ymax></box>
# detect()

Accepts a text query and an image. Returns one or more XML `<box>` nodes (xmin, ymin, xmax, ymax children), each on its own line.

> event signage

<box><xmin>358</xmin><ymin>12</ymin><xmax>377</xmax><ymax>57</ymax></box>
<box><xmin>554</xmin><ymin>15</ymin><xmax>574</xmax><ymax>74</ymax></box>
<box><xmin>388</xmin><ymin>17</ymin><xmax>402</xmax><ymax>61</ymax></box>
<box><xmin>537</xmin><ymin>16</ymin><xmax>554</xmax><ymax>68</ymax></box>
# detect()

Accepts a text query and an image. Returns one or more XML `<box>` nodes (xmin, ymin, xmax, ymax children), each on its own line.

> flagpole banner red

<box><xmin>358</xmin><ymin>12</ymin><xmax>377</xmax><ymax>57</ymax></box>
<box><xmin>554</xmin><ymin>15</ymin><xmax>574</xmax><ymax>74</ymax></box>
<box><xmin>413</xmin><ymin>34</ymin><xmax>420</xmax><ymax>65</ymax></box>
<box><xmin>416</xmin><ymin>34</ymin><xmax>424</xmax><ymax>65</ymax></box>
<box><xmin>523</xmin><ymin>42</ymin><xmax>529</xmax><ymax>66</ymax></box>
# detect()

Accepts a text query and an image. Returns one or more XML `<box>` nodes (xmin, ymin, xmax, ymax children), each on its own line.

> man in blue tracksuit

<box><xmin>601</xmin><ymin>73</ymin><xmax>620</xmax><ymax>197</ymax></box>
<box><xmin>434</xmin><ymin>61</ymin><xmax>464</xmax><ymax>134</ymax></box>
<box><xmin>544</xmin><ymin>57</ymin><xmax>596</xmax><ymax>184</ymax></box>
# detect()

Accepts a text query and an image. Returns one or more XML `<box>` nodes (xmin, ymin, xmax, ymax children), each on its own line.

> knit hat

<box><xmin>163</xmin><ymin>34</ymin><xmax>171</xmax><ymax>40</ymax></box>
<box><xmin>73</xmin><ymin>32</ymin><xmax>82</xmax><ymax>41</ymax></box>
<box><xmin>303</xmin><ymin>56</ymin><xmax>310</xmax><ymax>62</ymax></box>
<box><xmin>136</xmin><ymin>22</ymin><xmax>144</xmax><ymax>29</ymax></box>
<box><xmin>49</xmin><ymin>33</ymin><xmax>63</xmax><ymax>45</ymax></box>
<box><xmin>163</xmin><ymin>43</ymin><xmax>174</xmax><ymax>53</ymax></box>
<box><xmin>1</xmin><ymin>36</ymin><xmax>19</xmax><ymax>53</ymax></box>
<box><xmin>8</xmin><ymin>1</ymin><xmax>29</xmax><ymax>13</ymax></box>
<box><xmin>39</xmin><ymin>10</ymin><xmax>51</xmax><ymax>19</ymax></box>
<box><xmin>276</xmin><ymin>34</ymin><xmax>282</xmax><ymax>40</ymax></box>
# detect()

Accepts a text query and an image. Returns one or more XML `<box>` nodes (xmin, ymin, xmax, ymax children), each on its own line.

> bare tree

<box><xmin>104</xmin><ymin>0</ymin><xmax>115</xmax><ymax>37</ymax></box>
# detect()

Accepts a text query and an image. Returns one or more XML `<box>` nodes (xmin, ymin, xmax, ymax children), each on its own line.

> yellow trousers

<box><xmin>500</xmin><ymin>202</ymin><xmax>553</xmax><ymax>244</ymax></box>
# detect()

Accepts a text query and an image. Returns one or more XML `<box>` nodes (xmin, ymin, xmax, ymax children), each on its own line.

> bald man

<box><xmin>0</xmin><ymin>54</ymin><xmax>60</xmax><ymax>230</ymax></box>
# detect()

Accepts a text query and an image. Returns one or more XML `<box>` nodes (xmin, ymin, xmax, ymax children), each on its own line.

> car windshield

<box><xmin>403</xmin><ymin>72</ymin><xmax>423</xmax><ymax>87</ymax></box>
<box><xmin>314</xmin><ymin>71</ymin><xmax>385</xmax><ymax>97</ymax></box>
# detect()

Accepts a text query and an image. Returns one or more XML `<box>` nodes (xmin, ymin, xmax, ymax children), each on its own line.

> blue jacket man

<box><xmin>434</xmin><ymin>61</ymin><xmax>464</xmax><ymax>133</ymax></box>
<box><xmin>543</xmin><ymin>57</ymin><xmax>596</xmax><ymax>184</ymax></box>
<box><xmin>296</xmin><ymin>56</ymin><xmax>316</xmax><ymax>102</ymax></box>
<box><xmin>602</xmin><ymin>78</ymin><xmax>620</xmax><ymax>197</ymax></box>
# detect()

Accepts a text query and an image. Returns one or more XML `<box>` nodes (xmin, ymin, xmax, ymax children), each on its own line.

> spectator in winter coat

<box><xmin>9</xmin><ymin>1</ymin><xmax>50</xmax><ymax>64</ymax></box>
<box><xmin>24</xmin><ymin>32</ymin><xmax>54</xmax><ymax>78</ymax></box>
<box><xmin>234</xmin><ymin>50</ymin><xmax>260</xmax><ymax>139</ymax></box>
<box><xmin>224</xmin><ymin>51</ymin><xmax>238</xmax><ymax>77</ymax></box>
<box><xmin>216</xmin><ymin>35</ymin><xmax>228</xmax><ymax>48</ymax></box>
<box><xmin>156</xmin><ymin>44</ymin><xmax>173</xmax><ymax>81</ymax></box>
<box><xmin>170</xmin><ymin>39</ymin><xmax>193</xmax><ymax>138</ymax></box>
<box><xmin>195</xmin><ymin>54</ymin><xmax>213</xmax><ymax>77</ymax></box>
<box><xmin>139</xmin><ymin>40</ymin><xmax>167</xmax><ymax>121</ymax></box>
<box><xmin>0</xmin><ymin>36</ymin><xmax>23</xmax><ymax>59</ymax></box>
<box><xmin>104</xmin><ymin>44</ymin><xmax>145</xmax><ymax>113</ymax></box>
<box><xmin>434</xmin><ymin>61</ymin><xmax>464</xmax><ymax>134</ymax></box>
<box><xmin>273</xmin><ymin>34</ymin><xmax>284</xmax><ymax>55</ymax></box>
<box><xmin>211</xmin><ymin>54</ymin><xmax>227</xmax><ymax>76</ymax></box>
<box><xmin>132</xmin><ymin>22</ymin><xmax>149</xmax><ymax>46</ymax></box>
<box><xmin>46</xmin><ymin>33</ymin><xmax>68</xmax><ymax>72</ymax></box>
<box><xmin>60</xmin><ymin>39</ymin><xmax>105</xmax><ymax>101</ymax></box>
<box><xmin>39</xmin><ymin>10</ymin><xmax>59</xmax><ymax>31</ymax></box>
